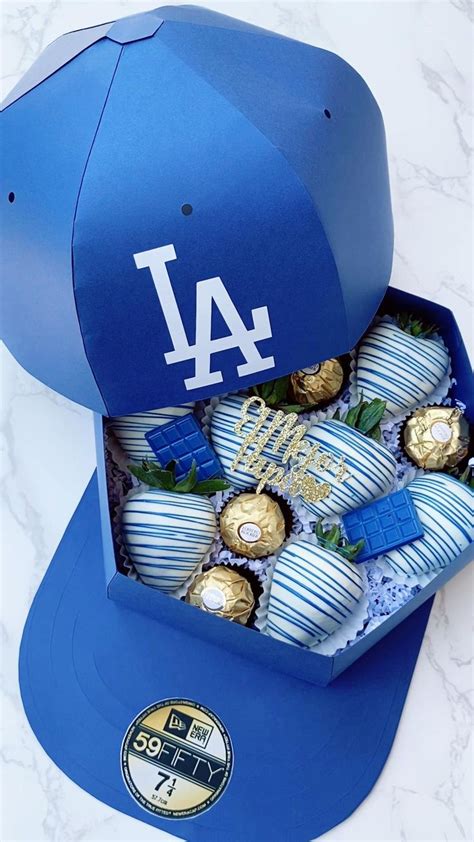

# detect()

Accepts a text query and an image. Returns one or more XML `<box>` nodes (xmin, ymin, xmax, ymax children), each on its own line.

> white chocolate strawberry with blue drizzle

<box><xmin>357</xmin><ymin>315</ymin><xmax>449</xmax><ymax>419</ymax></box>
<box><xmin>110</xmin><ymin>404</ymin><xmax>194</xmax><ymax>462</ymax></box>
<box><xmin>210</xmin><ymin>394</ymin><xmax>290</xmax><ymax>489</ymax></box>
<box><xmin>300</xmin><ymin>398</ymin><xmax>397</xmax><ymax>519</ymax></box>
<box><xmin>266</xmin><ymin>524</ymin><xmax>365</xmax><ymax>647</ymax></box>
<box><xmin>383</xmin><ymin>473</ymin><xmax>473</xmax><ymax>578</ymax></box>
<box><xmin>122</xmin><ymin>461</ymin><xmax>227</xmax><ymax>591</ymax></box>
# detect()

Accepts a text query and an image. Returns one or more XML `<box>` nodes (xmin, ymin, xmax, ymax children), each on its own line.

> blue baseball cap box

<box><xmin>2</xmin><ymin>6</ymin><xmax>473</xmax><ymax>841</ymax></box>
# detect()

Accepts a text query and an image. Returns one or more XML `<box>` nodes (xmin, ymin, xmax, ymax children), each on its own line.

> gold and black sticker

<box><xmin>121</xmin><ymin>698</ymin><xmax>233</xmax><ymax>819</ymax></box>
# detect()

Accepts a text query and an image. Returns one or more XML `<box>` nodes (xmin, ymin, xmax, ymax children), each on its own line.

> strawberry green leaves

<box><xmin>193</xmin><ymin>479</ymin><xmax>233</xmax><ymax>494</ymax></box>
<box><xmin>252</xmin><ymin>375</ymin><xmax>317</xmax><ymax>414</ymax></box>
<box><xmin>252</xmin><ymin>375</ymin><xmax>289</xmax><ymax>405</ymax></box>
<box><xmin>332</xmin><ymin>397</ymin><xmax>386</xmax><ymax>441</ymax></box>
<box><xmin>448</xmin><ymin>462</ymin><xmax>474</xmax><ymax>489</ymax></box>
<box><xmin>173</xmin><ymin>461</ymin><xmax>198</xmax><ymax>493</ymax></box>
<box><xmin>396</xmin><ymin>312</ymin><xmax>437</xmax><ymax>339</ymax></box>
<box><xmin>128</xmin><ymin>460</ymin><xmax>176</xmax><ymax>490</ymax></box>
<box><xmin>315</xmin><ymin>520</ymin><xmax>364</xmax><ymax>562</ymax></box>
<box><xmin>129</xmin><ymin>460</ymin><xmax>229</xmax><ymax>495</ymax></box>
<box><xmin>356</xmin><ymin>399</ymin><xmax>386</xmax><ymax>438</ymax></box>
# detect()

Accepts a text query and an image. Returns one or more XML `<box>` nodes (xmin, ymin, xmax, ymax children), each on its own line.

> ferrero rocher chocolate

<box><xmin>185</xmin><ymin>566</ymin><xmax>255</xmax><ymax>624</ymax></box>
<box><xmin>403</xmin><ymin>406</ymin><xmax>469</xmax><ymax>470</ymax></box>
<box><xmin>220</xmin><ymin>492</ymin><xmax>286</xmax><ymax>558</ymax></box>
<box><xmin>290</xmin><ymin>358</ymin><xmax>344</xmax><ymax>405</ymax></box>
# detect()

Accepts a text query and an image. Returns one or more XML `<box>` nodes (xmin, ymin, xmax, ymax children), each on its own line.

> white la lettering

<box><xmin>134</xmin><ymin>245</ymin><xmax>275</xmax><ymax>390</ymax></box>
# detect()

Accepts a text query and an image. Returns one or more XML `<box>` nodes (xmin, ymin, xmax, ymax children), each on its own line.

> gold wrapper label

<box><xmin>301</xmin><ymin>363</ymin><xmax>321</xmax><ymax>375</ymax></box>
<box><xmin>430</xmin><ymin>421</ymin><xmax>452</xmax><ymax>443</ymax></box>
<box><xmin>238</xmin><ymin>522</ymin><xmax>262</xmax><ymax>543</ymax></box>
<box><xmin>201</xmin><ymin>586</ymin><xmax>226</xmax><ymax>612</ymax></box>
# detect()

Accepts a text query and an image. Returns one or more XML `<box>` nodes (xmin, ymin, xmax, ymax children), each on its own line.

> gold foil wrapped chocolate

<box><xmin>220</xmin><ymin>492</ymin><xmax>286</xmax><ymax>558</ymax></box>
<box><xmin>290</xmin><ymin>358</ymin><xmax>344</xmax><ymax>405</ymax></box>
<box><xmin>404</xmin><ymin>406</ymin><xmax>469</xmax><ymax>469</ymax></box>
<box><xmin>186</xmin><ymin>566</ymin><xmax>255</xmax><ymax>624</ymax></box>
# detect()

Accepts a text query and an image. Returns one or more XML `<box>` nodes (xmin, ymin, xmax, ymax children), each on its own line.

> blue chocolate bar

<box><xmin>342</xmin><ymin>489</ymin><xmax>424</xmax><ymax>563</ymax></box>
<box><xmin>145</xmin><ymin>414</ymin><xmax>223</xmax><ymax>481</ymax></box>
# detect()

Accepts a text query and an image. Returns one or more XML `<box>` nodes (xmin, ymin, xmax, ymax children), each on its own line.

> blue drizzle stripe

<box><xmin>211</xmin><ymin>394</ymin><xmax>287</xmax><ymax>489</ymax></box>
<box><xmin>122</xmin><ymin>489</ymin><xmax>216</xmax><ymax>591</ymax></box>
<box><xmin>360</xmin><ymin>342</ymin><xmax>444</xmax><ymax>386</ymax></box>
<box><xmin>301</xmin><ymin>420</ymin><xmax>396</xmax><ymax>518</ymax></box>
<box><xmin>357</xmin><ymin>321</ymin><xmax>449</xmax><ymax>418</ymax></box>
<box><xmin>267</xmin><ymin>541</ymin><xmax>363</xmax><ymax>648</ymax></box>
<box><xmin>383</xmin><ymin>474</ymin><xmax>473</xmax><ymax>576</ymax></box>
<box><xmin>281</xmin><ymin>546</ymin><xmax>363</xmax><ymax>596</ymax></box>
<box><xmin>110</xmin><ymin>405</ymin><xmax>193</xmax><ymax>462</ymax></box>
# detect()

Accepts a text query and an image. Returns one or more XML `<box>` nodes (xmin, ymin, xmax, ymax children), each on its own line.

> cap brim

<box><xmin>20</xmin><ymin>473</ymin><xmax>432</xmax><ymax>842</ymax></box>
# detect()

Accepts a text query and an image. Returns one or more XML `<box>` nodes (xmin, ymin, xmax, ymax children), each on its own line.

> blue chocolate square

<box><xmin>365</xmin><ymin>520</ymin><xmax>379</xmax><ymax>536</ymax></box>
<box><xmin>145</xmin><ymin>414</ymin><xmax>223</xmax><ymax>482</ymax></box>
<box><xmin>342</xmin><ymin>489</ymin><xmax>424</xmax><ymax>563</ymax></box>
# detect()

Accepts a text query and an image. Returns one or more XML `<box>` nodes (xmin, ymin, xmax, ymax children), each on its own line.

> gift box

<box><xmin>2</xmin><ymin>6</ymin><xmax>472</xmax><ymax>841</ymax></box>
<box><xmin>95</xmin><ymin>284</ymin><xmax>473</xmax><ymax>687</ymax></box>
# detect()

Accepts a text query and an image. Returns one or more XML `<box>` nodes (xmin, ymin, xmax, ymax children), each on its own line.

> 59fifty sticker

<box><xmin>121</xmin><ymin>698</ymin><xmax>233</xmax><ymax>819</ymax></box>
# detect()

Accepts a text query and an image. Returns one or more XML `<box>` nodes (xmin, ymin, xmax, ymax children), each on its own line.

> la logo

<box><xmin>134</xmin><ymin>245</ymin><xmax>275</xmax><ymax>391</ymax></box>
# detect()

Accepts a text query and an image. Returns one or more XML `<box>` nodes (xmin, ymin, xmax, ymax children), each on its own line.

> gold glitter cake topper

<box><xmin>231</xmin><ymin>396</ymin><xmax>349</xmax><ymax>502</ymax></box>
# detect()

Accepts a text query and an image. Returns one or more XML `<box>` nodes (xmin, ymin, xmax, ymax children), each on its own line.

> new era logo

<box><xmin>163</xmin><ymin>708</ymin><xmax>214</xmax><ymax>749</ymax></box>
<box><xmin>168</xmin><ymin>713</ymin><xmax>187</xmax><ymax>732</ymax></box>
<box><xmin>164</xmin><ymin>708</ymin><xmax>194</xmax><ymax>739</ymax></box>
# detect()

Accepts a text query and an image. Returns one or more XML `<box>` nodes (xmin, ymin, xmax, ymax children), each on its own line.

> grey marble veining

<box><xmin>1</xmin><ymin>2</ymin><xmax>472</xmax><ymax>841</ymax></box>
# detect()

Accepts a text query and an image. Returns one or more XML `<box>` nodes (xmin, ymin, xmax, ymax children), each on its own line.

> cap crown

<box><xmin>1</xmin><ymin>6</ymin><xmax>393</xmax><ymax>415</ymax></box>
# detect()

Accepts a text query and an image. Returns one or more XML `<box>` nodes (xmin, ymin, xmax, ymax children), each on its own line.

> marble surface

<box><xmin>1</xmin><ymin>1</ymin><xmax>472</xmax><ymax>840</ymax></box>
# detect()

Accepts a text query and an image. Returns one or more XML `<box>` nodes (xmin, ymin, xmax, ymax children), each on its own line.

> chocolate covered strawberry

<box><xmin>266</xmin><ymin>523</ymin><xmax>364</xmax><ymax>647</ymax></box>
<box><xmin>110</xmin><ymin>404</ymin><xmax>194</xmax><ymax>462</ymax></box>
<box><xmin>122</xmin><ymin>461</ymin><xmax>227</xmax><ymax>592</ymax></box>
<box><xmin>300</xmin><ymin>398</ymin><xmax>397</xmax><ymax>519</ymax></box>
<box><xmin>356</xmin><ymin>315</ymin><xmax>449</xmax><ymax>419</ymax></box>
<box><xmin>383</xmin><ymin>472</ymin><xmax>473</xmax><ymax>577</ymax></box>
<box><xmin>210</xmin><ymin>394</ymin><xmax>289</xmax><ymax>489</ymax></box>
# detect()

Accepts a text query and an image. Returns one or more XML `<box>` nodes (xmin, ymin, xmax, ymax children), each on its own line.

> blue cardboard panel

<box><xmin>0</xmin><ymin>22</ymin><xmax>113</xmax><ymax>109</ymax></box>
<box><xmin>1</xmin><ymin>39</ymin><xmax>122</xmax><ymax>413</ymax></box>
<box><xmin>72</xmin><ymin>33</ymin><xmax>343</xmax><ymax>415</ymax></box>
<box><xmin>1</xmin><ymin>5</ymin><xmax>393</xmax><ymax>416</ymax></box>
<box><xmin>0</xmin><ymin>4</ymin><xmax>286</xmax><ymax>110</ymax></box>
<box><xmin>19</xmin><ymin>471</ymin><xmax>434</xmax><ymax>841</ymax></box>
<box><xmin>109</xmin><ymin>571</ymin><xmax>335</xmax><ymax>686</ymax></box>
<box><xmin>158</xmin><ymin>16</ymin><xmax>393</xmax><ymax>330</ymax></box>
<box><xmin>94</xmin><ymin>414</ymin><xmax>118</xmax><ymax>585</ymax></box>
<box><xmin>106</xmin><ymin>536</ymin><xmax>473</xmax><ymax>687</ymax></box>
<box><xmin>333</xmin><ymin>541</ymin><xmax>473</xmax><ymax>679</ymax></box>
<box><xmin>149</xmin><ymin>5</ymin><xmax>291</xmax><ymax>35</ymax></box>
<box><xmin>107</xmin><ymin>12</ymin><xmax>163</xmax><ymax>44</ymax></box>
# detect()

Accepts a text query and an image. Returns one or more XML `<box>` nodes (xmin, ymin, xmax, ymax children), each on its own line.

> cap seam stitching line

<box><xmin>154</xmin><ymin>32</ymin><xmax>350</xmax><ymax>349</ymax></box>
<box><xmin>290</xmin><ymin>612</ymin><xmax>430</xmax><ymax>831</ymax></box>
<box><xmin>0</xmin><ymin>25</ymin><xmax>115</xmax><ymax>111</ymax></box>
<box><xmin>70</xmin><ymin>44</ymin><xmax>125</xmax><ymax>416</ymax></box>
<box><xmin>162</xmin><ymin>16</ymin><xmax>294</xmax><ymax>44</ymax></box>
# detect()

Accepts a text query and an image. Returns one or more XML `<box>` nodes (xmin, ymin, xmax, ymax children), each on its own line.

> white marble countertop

<box><xmin>1</xmin><ymin>2</ymin><xmax>472</xmax><ymax>841</ymax></box>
